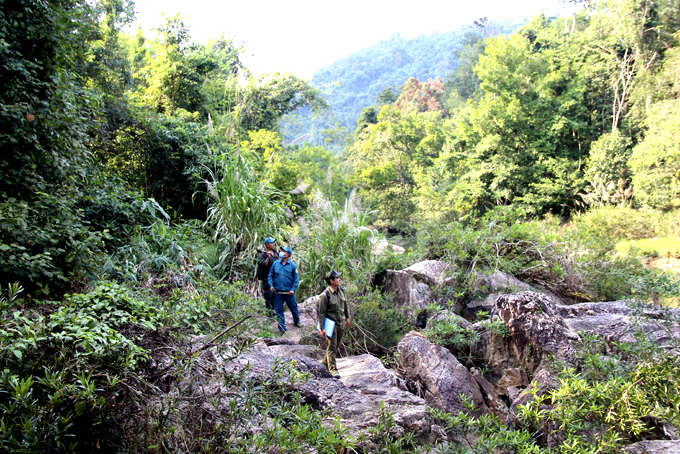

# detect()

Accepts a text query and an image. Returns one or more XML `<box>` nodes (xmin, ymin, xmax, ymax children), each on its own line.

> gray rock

<box><xmin>558</xmin><ymin>301</ymin><xmax>680</xmax><ymax>350</ymax></box>
<box><xmin>267</xmin><ymin>343</ymin><xmax>325</xmax><ymax>361</ymax></box>
<box><xmin>474</xmin><ymin>271</ymin><xmax>533</xmax><ymax>294</ymax></box>
<box><xmin>463</xmin><ymin>294</ymin><xmax>498</xmax><ymax>322</ymax></box>
<box><xmin>337</xmin><ymin>354</ymin><xmax>435</xmax><ymax>437</ymax></box>
<box><xmin>471</xmin><ymin>292</ymin><xmax>579</xmax><ymax>379</ymax></box>
<box><xmin>383</xmin><ymin>270</ymin><xmax>433</xmax><ymax>312</ymax></box>
<box><xmin>510</xmin><ymin>369</ymin><xmax>559</xmax><ymax>411</ymax></box>
<box><xmin>219</xmin><ymin>343</ymin><xmax>442</xmax><ymax>441</ymax></box>
<box><xmin>396</xmin><ymin>332</ymin><xmax>489</xmax><ymax>415</ymax></box>
<box><xmin>506</xmin><ymin>386</ymin><xmax>523</xmax><ymax>404</ymax></box>
<box><xmin>497</xmin><ymin>368</ymin><xmax>530</xmax><ymax>396</ymax></box>
<box><xmin>404</xmin><ymin>260</ymin><xmax>456</xmax><ymax>287</ymax></box>
<box><xmin>625</xmin><ymin>440</ymin><xmax>680</xmax><ymax>453</ymax></box>
<box><xmin>373</xmin><ymin>238</ymin><xmax>406</xmax><ymax>255</ymax></box>
<box><xmin>383</xmin><ymin>260</ymin><xmax>459</xmax><ymax>321</ymax></box>
<box><xmin>426</xmin><ymin>310</ymin><xmax>472</xmax><ymax>331</ymax></box>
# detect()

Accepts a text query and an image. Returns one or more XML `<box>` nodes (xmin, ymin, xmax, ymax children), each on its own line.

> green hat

<box><xmin>325</xmin><ymin>269</ymin><xmax>342</xmax><ymax>283</ymax></box>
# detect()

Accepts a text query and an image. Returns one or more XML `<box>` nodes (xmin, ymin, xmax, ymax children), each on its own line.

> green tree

<box><xmin>0</xmin><ymin>0</ymin><xmax>135</xmax><ymax>295</ymax></box>
<box><xmin>629</xmin><ymin>99</ymin><xmax>680</xmax><ymax>209</ymax></box>
<box><xmin>445</xmin><ymin>32</ymin><xmax>486</xmax><ymax>102</ymax></box>
<box><xmin>350</xmin><ymin>105</ymin><xmax>446</xmax><ymax>231</ymax></box>
<box><xmin>583</xmin><ymin>130</ymin><xmax>633</xmax><ymax>207</ymax></box>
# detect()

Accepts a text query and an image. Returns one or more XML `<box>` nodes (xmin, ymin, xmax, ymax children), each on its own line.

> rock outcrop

<box><xmin>216</xmin><ymin>339</ymin><xmax>442</xmax><ymax>441</ymax></box>
<box><xmin>625</xmin><ymin>440</ymin><xmax>680</xmax><ymax>453</ymax></box>
<box><xmin>557</xmin><ymin>300</ymin><xmax>680</xmax><ymax>350</ymax></box>
<box><xmin>383</xmin><ymin>260</ymin><xmax>459</xmax><ymax>323</ymax></box>
<box><xmin>396</xmin><ymin>332</ymin><xmax>490</xmax><ymax>415</ymax></box>
<box><xmin>470</xmin><ymin>292</ymin><xmax>579</xmax><ymax>381</ymax></box>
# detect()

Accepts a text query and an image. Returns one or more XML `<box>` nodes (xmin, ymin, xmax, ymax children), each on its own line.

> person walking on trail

<box><xmin>268</xmin><ymin>246</ymin><xmax>301</xmax><ymax>334</ymax></box>
<box><xmin>317</xmin><ymin>270</ymin><xmax>351</xmax><ymax>379</ymax></box>
<box><xmin>258</xmin><ymin>237</ymin><xmax>278</xmax><ymax>312</ymax></box>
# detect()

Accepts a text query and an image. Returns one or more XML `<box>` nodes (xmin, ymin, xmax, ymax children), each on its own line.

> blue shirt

<box><xmin>268</xmin><ymin>260</ymin><xmax>300</xmax><ymax>292</ymax></box>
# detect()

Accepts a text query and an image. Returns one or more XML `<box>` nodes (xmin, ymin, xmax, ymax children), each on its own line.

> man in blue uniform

<box><xmin>267</xmin><ymin>246</ymin><xmax>301</xmax><ymax>334</ymax></box>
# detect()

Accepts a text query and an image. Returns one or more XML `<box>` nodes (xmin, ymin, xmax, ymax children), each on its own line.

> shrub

<box><xmin>0</xmin><ymin>190</ymin><xmax>109</xmax><ymax>297</ymax></box>
<box><xmin>572</xmin><ymin>205</ymin><xmax>680</xmax><ymax>241</ymax></box>
<box><xmin>0</xmin><ymin>283</ymin><xmax>149</xmax><ymax>453</ymax></box>
<box><xmin>344</xmin><ymin>286</ymin><xmax>411</xmax><ymax>357</ymax></box>
<box><xmin>293</xmin><ymin>193</ymin><xmax>379</xmax><ymax>297</ymax></box>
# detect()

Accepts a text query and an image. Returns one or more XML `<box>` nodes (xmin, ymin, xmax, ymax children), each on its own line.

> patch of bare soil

<box><xmin>644</xmin><ymin>257</ymin><xmax>680</xmax><ymax>278</ymax></box>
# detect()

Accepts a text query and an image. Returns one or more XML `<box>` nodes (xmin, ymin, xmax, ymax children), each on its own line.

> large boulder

<box><xmin>383</xmin><ymin>260</ymin><xmax>459</xmax><ymax>322</ymax></box>
<box><xmin>337</xmin><ymin>354</ymin><xmax>435</xmax><ymax>438</ymax></box>
<box><xmin>470</xmin><ymin>292</ymin><xmax>680</xmax><ymax>384</ymax></box>
<box><xmin>473</xmin><ymin>271</ymin><xmax>533</xmax><ymax>294</ymax></box>
<box><xmin>396</xmin><ymin>331</ymin><xmax>490</xmax><ymax>415</ymax></box>
<box><xmin>216</xmin><ymin>342</ymin><xmax>442</xmax><ymax>441</ymax></box>
<box><xmin>471</xmin><ymin>292</ymin><xmax>579</xmax><ymax>381</ymax></box>
<box><xmin>372</xmin><ymin>238</ymin><xmax>406</xmax><ymax>255</ymax></box>
<box><xmin>557</xmin><ymin>301</ymin><xmax>680</xmax><ymax>350</ymax></box>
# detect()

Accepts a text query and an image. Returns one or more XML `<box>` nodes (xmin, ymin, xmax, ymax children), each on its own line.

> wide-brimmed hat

<box><xmin>264</xmin><ymin>237</ymin><xmax>276</xmax><ymax>245</ymax></box>
<box><xmin>325</xmin><ymin>269</ymin><xmax>342</xmax><ymax>283</ymax></box>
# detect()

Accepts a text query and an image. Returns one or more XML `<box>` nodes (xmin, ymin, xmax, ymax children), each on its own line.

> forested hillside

<box><xmin>348</xmin><ymin>6</ymin><xmax>680</xmax><ymax>232</ymax></box>
<box><xmin>280</xmin><ymin>21</ymin><xmax>519</xmax><ymax>145</ymax></box>
<box><xmin>1</xmin><ymin>0</ymin><xmax>680</xmax><ymax>452</ymax></box>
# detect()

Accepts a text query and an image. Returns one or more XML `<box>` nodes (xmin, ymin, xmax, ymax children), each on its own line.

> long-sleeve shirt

<box><xmin>267</xmin><ymin>259</ymin><xmax>300</xmax><ymax>292</ymax></box>
<box><xmin>318</xmin><ymin>286</ymin><xmax>350</xmax><ymax>327</ymax></box>
<box><xmin>258</xmin><ymin>250</ymin><xmax>276</xmax><ymax>280</ymax></box>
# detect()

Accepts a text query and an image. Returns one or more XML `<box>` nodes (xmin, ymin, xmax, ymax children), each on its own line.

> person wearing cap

<box><xmin>267</xmin><ymin>246</ymin><xmax>301</xmax><ymax>334</ymax></box>
<box><xmin>317</xmin><ymin>269</ymin><xmax>351</xmax><ymax>379</ymax></box>
<box><xmin>258</xmin><ymin>237</ymin><xmax>278</xmax><ymax>312</ymax></box>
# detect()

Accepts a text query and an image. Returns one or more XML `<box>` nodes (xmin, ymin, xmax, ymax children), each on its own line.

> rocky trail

<box><xmin>147</xmin><ymin>260</ymin><xmax>680</xmax><ymax>451</ymax></box>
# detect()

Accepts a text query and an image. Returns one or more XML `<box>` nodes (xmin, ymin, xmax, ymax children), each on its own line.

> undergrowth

<box><xmin>414</xmin><ymin>206</ymin><xmax>680</xmax><ymax>303</ymax></box>
<box><xmin>428</xmin><ymin>311</ymin><xmax>680</xmax><ymax>454</ymax></box>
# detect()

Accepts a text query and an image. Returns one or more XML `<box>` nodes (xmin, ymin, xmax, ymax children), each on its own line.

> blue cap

<box><xmin>282</xmin><ymin>246</ymin><xmax>293</xmax><ymax>256</ymax></box>
<box><xmin>264</xmin><ymin>237</ymin><xmax>276</xmax><ymax>245</ymax></box>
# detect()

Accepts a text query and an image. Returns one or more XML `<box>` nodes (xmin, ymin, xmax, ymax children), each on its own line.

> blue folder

<box><xmin>316</xmin><ymin>317</ymin><xmax>336</xmax><ymax>339</ymax></box>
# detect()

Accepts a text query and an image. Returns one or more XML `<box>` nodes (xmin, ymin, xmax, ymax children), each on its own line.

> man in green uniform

<box><xmin>317</xmin><ymin>270</ymin><xmax>351</xmax><ymax>379</ymax></box>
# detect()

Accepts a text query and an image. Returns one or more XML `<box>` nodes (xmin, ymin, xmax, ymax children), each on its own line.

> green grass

<box><xmin>616</xmin><ymin>236</ymin><xmax>680</xmax><ymax>259</ymax></box>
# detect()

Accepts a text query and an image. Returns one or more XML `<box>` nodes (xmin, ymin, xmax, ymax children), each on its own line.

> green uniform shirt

<box><xmin>318</xmin><ymin>286</ymin><xmax>350</xmax><ymax>327</ymax></box>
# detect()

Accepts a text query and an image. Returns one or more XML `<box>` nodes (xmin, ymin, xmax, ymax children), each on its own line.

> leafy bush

<box><xmin>424</xmin><ymin>311</ymin><xmax>508</xmax><ymax>365</ymax></box>
<box><xmin>293</xmin><ymin>194</ymin><xmax>378</xmax><ymax>297</ymax></box>
<box><xmin>0</xmin><ymin>283</ymin><xmax>149</xmax><ymax>453</ymax></box>
<box><xmin>572</xmin><ymin>205</ymin><xmax>680</xmax><ymax>241</ymax></box>
<box><xmin>77</xmin><ymin>175</ymin><xmax>160</xmax><ymax>246</ymax></box>
<box><xmin>0</xmin><ymin>191</ymin><xmax>109</xmax><ymax>297</ymax></box>
<box><xmin>345</xmin><ymin>287</ymin><xmax>411</xmax><ymax>357</ymax></box>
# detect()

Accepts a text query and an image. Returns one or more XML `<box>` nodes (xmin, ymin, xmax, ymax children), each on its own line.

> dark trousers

<box><xmin>273</xmin><ymin>292</ymin><xmax>300</xmax><ymax>332</ymax></box>
<box><xmin>259</xmin><ymin>280</ymin><xmax>274</xmax><ymax>310</ymax></box>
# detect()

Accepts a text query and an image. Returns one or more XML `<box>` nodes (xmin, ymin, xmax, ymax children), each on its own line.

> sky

<box><xmin>129</xmin><ymin>0</ymin><xmax>577</xmax><ymax>79</ymax></box>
